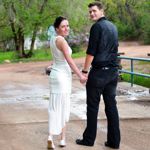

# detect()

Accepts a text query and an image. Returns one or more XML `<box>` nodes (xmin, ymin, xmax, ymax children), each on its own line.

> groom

<box><xmin>77</xmin><ymin>1</ymin><xmax>121</xmax><ymax>149</ymax></box>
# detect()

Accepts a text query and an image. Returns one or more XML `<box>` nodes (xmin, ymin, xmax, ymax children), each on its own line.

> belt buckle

<box><xmin>102</xmin><ymin>67</ymin><xmax>109</xmax><ymax>70</ymax></box>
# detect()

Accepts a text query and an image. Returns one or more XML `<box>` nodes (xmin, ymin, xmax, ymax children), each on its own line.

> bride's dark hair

<box><xmin>54</xmin><ymin>16</ymin><xmax>67</xmax><ymax>29</ymax></box>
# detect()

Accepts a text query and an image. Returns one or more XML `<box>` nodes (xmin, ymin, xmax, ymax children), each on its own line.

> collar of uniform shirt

<box><xmin>97</xmin><ymin>16</ymin><xmax>106</xmax><ymax>22</ymax></box>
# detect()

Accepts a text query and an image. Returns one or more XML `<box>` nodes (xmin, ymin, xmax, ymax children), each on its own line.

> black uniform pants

<box><xmin>83</xmin><ymin>67</ymin><xmax>120</xmax><ymax>147</ymax></box>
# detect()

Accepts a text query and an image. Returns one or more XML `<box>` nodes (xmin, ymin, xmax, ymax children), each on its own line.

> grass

<box><xmin>72</xmin><ymin>50</ymin><xmax>86</xmax><ymax>58</ymax></box>
<box><xmin>0</xmin><ymin>51</ymin><xmax>16</xmax><ymax>63</ymax></box>
<box><xmin>120</xmin><ymin>60</ymin><xmax>150</xmax><ymax>87</ymax></box>
<box><xmin>0</xmin><ymin>48</ymin><xmax>86</xmax><ymax>64</ymax></box>
<box><xmin>121</xmin><ymin>73</ymin><xmax>150</xmax><ymax>88</ymax></box>
<box><xmin>138</xmin><ymin>61</ymin><xmax>150</xmax><ymax>65</ymax></box>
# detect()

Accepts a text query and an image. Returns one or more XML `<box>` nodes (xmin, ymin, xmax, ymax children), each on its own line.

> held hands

<box><xmin>80</xmin><ymin>73</ymin><xmax>88</xmax><ymax>84</ymax></box>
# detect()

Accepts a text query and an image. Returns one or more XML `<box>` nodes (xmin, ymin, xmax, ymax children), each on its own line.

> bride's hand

<box><xmin>80</xmin><ymin>74</ymin><xmax>87</xmax><ymax>84</ymax></box>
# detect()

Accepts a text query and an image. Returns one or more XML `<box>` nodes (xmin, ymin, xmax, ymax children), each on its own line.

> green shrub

<box><xmin>121</xmin><ymin>73</ymin><xmax>150</xmax><ymax>88</ymax></box>
<box><xmin>116</xmin><ymin>21</ymin><xmax>137</xmax><ymax>40</ymax></box>
<box><xmin>71</xmin><ymin>45</ymin><xmax>83</xmax><ymax>53</ymax></box>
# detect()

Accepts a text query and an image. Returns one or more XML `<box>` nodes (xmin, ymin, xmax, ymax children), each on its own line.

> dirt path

<box><xmin>1</xmin><ymin>41</ymin><xmax>149</xmax><ymax>75</ymax></box>
<box><xmin>0</xmin><ymin>42</ymin><xmax>150</xmax><ymax>150</ymax></box>
<box><xmin>118</xmin><ymin>41</ymin><xmax>150</xmax><ymax>57</ymax></box>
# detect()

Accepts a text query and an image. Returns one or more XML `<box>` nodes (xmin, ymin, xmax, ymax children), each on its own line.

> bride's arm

<box><xmin>55</xmin><ymin>36</ymin><xmax>86</xmax><ymax>82</ymax></box>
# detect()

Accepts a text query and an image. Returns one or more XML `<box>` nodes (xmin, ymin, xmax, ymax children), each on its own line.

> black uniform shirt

<box><xmin>87</xmin><ymin>17</ymin><xmax>119</xmax><ymax>67</ymax></box>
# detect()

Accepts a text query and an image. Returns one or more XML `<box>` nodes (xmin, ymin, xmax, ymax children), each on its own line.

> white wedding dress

<box><xmin>48</xmin><ymin>35</ymin><xmax>72</xmax><ymax>135</ymax></box>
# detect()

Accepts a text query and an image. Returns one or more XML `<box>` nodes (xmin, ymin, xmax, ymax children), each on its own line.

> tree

<box><xmin>0</xmin><ymin>0</ymin><xmax>149</xmax><ymax>57</ymax></box>
<box><xmin>0</xmin><ymin>0</ymin><xmax>92</xmax><ymax>57</ymax></box>
<box><xmin>1</xmin><ymin>0</ymin><xmax>50</xmax><ymax>57</ymax></box>
<box><xmin>100</xmin><ymin>0</ymin><xmax>150</xmax><ymax>42</ymax></box>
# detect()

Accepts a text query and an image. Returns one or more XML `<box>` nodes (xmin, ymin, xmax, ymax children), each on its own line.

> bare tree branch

<box><xmin>29</xmin><ymin>0</ymin><xmax>48</xmax><ymax>54</ymax></box>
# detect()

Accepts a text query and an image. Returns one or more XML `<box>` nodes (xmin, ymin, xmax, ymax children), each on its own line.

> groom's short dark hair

<box><xmin>88</xmin><ymin>1</ymin><xmax>103</xmax><ymax>10</ymax></box>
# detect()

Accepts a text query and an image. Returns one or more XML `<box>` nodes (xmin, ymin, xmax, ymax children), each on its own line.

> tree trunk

<box><xmin>11</xmin><ymin>22</ymin><xmax>19</xmax><ymax>52</ymax></box>
<box><xmin>18</xmin><ymin>27</ymin><xmax>26</xmax><ymax>57</ymax></box>
<box><xmin>125</xmin><ymin>0</ymin><xmax>139</xmax><ymax>30</ymax></box>
<box><xmin>27</xmin><ymin>0</ymin><xmax>48</xmax><ymax>57</ymax></box>
<box><xmin>3</xmin><ymin>1</ymin><xmax>19</xmax><ymax>52</ymax></box>
<box><xmin>117</xmin><ymin>1</ymin><xmax>127</xmax><ymax>24</ymax></box>
<box><xmin>2</xmin><ymin>1</ymin><xmax>26</xmax><ymax>57</ymax></box>
<box><xmin>28</xmin><ymin>25</ymin><xmax>38</xmax><ymax>57</ymax></box>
